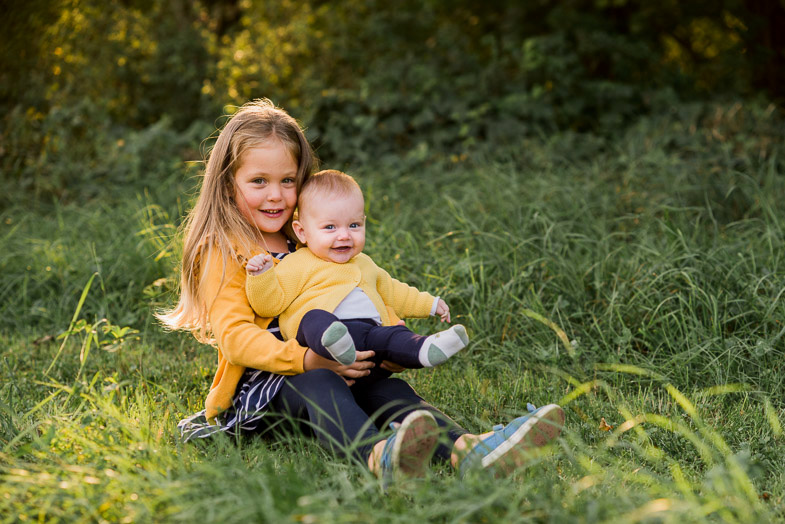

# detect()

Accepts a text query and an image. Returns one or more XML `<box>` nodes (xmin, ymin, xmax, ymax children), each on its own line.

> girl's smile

<box><xmin>234</xmin><ymin>140</ymin><xmax>298</xmax><ymax>236</ymax></box>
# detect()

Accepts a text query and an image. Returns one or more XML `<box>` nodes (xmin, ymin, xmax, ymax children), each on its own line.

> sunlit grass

<box><xmin>1</xmin><ymin>105</ymin><xmax>784</xmax><ymax>522</ymax></box>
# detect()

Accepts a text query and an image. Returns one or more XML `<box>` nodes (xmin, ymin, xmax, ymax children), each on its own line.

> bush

<box><xmin>2</xmin><ymin>0</ymin><xmax>783</xmax><ymax>200</ymax></box>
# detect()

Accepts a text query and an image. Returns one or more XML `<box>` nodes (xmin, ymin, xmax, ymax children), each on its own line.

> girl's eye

<box><xmin>283</xmin><ymin>177</ymin><xmax>296</xmax><ymax>185</ymax></box>
<box><xmin>252</xmin><ymin>178</ymin><xmax>267</xmax><ymax>185</ymax></box>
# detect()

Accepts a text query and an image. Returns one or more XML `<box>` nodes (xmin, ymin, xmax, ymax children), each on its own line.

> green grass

<box><xmin>1</xmin><ymin>102</ymin><xmax>784</xmax><ymax>522</ymax></box>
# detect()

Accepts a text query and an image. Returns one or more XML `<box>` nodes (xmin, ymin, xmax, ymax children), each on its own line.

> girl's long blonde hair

<box><xmin>157</xmin><ymin>99</ymin><xmax>316</xmax><ymax>342</ymax></box>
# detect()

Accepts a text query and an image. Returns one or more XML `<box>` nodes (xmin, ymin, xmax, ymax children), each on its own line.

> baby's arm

<box><xmin>245</xmin><ymin>257</ymin><xmax>294</xmax><ymax>318</ymax></box>
<box><xmin>246</xmin><ymin>253</ymin><xmax>274</xmax><ymax>276</ymax></box>
<box><xmin>367</xmin><ymin>256</ymin><xmax>440</xmax><ymax>320</ymax></box>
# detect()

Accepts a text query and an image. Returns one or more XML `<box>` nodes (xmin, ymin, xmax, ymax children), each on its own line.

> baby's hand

<box><xmin>435</xmin><ymin>299</ymin><xmax>451</xmax><ymax>323</ymax></box>
<box><xmin>246</xmin><ymin>254</ymin><xmax>274</xmax><ymax>276</ymax></box>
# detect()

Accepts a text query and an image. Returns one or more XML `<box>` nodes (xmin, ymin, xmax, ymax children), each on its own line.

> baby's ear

<box><xmin>292</xmin><ymin>220</ymin><xmax>307</xmax><ymax>245</ymax></box>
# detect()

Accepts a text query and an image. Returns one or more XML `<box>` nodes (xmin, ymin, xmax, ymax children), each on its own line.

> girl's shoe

<box><xmin>459</xmin><ymin>403</ymin><xmax>565</xmax><ymax>477</ymax></box>
<box><xmin>378</xmin><ymin>410</ymin><xmax>440</xmax><ymax>487</ymax></box>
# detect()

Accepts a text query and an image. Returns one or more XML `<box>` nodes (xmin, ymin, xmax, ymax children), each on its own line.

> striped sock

<box><xmin>321</xmin><ymin>321</ymin><xmax>356</xmax><ymax>365</ymax></box>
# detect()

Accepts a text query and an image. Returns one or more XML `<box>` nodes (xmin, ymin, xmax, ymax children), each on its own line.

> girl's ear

<box><xmin>292</xmin><ymin>220</ymin><xmax>307</xmax><ymax>245</ymax></box>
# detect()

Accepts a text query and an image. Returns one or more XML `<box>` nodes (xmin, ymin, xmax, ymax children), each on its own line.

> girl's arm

<box><xmin>202</xmin><ymin>248</ymin><xmax>306</xmax><ymax>373</ymax></box>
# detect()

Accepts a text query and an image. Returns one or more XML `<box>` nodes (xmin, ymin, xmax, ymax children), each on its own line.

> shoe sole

<box><xmin>392</xmin><ymin>410</ymin><xmax>440</xmax><ymax>480</ymax></box>
<box><xmin>481</xmin><ymin>404</ymin><xmax>565</xmax><ymax>474</ymax></box>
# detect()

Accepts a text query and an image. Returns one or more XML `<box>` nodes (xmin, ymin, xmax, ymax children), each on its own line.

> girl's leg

<box><xmin>267</xmin><ymin>369</ymin><xmax>439</xmax><ymax>479</ymax></box>
<box><xmin>268</xmin><ymin>368</ymin><xmax>379</xmax><ymax>462</ymax></box>
<box><xmin>351</xmin><ymin>377</ymin><xmax>468</xmax><ymax>462</ymax></box>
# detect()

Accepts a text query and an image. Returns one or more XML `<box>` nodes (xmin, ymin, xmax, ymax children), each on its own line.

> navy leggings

<box><xmin>296</xmin><ymin>309</ymin><xmax>427</xmax><ymax>369</ymax></box>
<box><xmin>267</xmin><ymin>369</ymin><xmax>467</xmax><ymax>463</ymax></box>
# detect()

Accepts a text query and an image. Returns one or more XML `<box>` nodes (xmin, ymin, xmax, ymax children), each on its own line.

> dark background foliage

<box><xmin>1</xmin><ymin>0</ymin><xmax>783</xmax><ymax>201</ymax></box>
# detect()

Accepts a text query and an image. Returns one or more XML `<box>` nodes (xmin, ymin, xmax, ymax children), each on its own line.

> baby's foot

<box><xmin>418</xmin><ymin>324</ymin><xmax>469</xmax><ymax>367</ymax></box>
<box><xmin>321</xmin><ymin>321</ymin><xmax>356</xmax><ymax>365</ymax></box>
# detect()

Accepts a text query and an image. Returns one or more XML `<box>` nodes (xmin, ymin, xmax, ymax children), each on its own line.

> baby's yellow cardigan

<box><xmin>246</xmin><ymin>248</ymin><xmax>435</xmax><ymax>340</ymax></box>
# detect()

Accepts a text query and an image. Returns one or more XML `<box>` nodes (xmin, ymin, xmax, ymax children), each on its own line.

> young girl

<box><xmin>159</xmin><ymin>99</ymin><xmax>565</xmax><ymax>482</ymax></box>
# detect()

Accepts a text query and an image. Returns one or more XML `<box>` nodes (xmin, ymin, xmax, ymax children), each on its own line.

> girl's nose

<box><xmin>266</xmin><ymin>184</ymin><xmax>282</xmax><ymax>201</ymax></box>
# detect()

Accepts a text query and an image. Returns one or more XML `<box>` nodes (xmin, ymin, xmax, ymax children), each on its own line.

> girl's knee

<box><xmin>381</xmin><ymin>377</ymin><xmax>418</xmax><ymax>396</ymax></box>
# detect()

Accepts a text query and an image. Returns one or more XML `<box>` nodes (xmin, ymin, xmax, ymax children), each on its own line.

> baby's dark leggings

<box><xmin>267</xmin><ymin>369</ymin><xmax>467</xmax><ymax>464</ymax></box>
<box><xmin>295</xmin><ymin>309</ymin><xmax>427</xmax><ymax>370</ymax></box>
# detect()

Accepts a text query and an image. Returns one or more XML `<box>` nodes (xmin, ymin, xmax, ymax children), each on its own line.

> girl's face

<box><xmin>234</xmin><ymin>139</ymin><xmax>298</xmax><ymax>234</ymax></box>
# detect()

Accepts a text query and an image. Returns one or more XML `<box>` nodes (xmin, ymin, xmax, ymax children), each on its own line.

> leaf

<box><xmin>599</xmin><ymin>417</ymin><xmax>613</xmax><ymax>431</ymax></box>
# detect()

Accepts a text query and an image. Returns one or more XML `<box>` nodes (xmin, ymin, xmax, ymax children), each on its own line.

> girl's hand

<box><xmin>246</xmin><ymin>254</ymin><xmax>274</xmax><ymax>275</ymax></box>
<box><xmin>303</xmin><ymin>348</ymin><xmax>376</xmax><ymax>386</ymax></box>
<box><xmin>435</xmin><ymin>299</ymin><xmax>451</xmax><ymax>323</ymax></box>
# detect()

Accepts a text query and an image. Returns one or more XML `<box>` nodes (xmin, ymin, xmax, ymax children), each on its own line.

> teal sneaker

<box><xmin>459</xmin><ymin>403</ymin><xmax>565</xmax><ymax>477</ymax></box>
<box><xmin>378</xmin><ymin>410</ymin><xmax>440</xmax><ymax>487</ymax></box>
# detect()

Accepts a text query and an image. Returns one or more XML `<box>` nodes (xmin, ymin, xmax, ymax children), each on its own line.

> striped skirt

<box><xmin>178</xmin><ymin>368</ymin><xmax>286</xmax><ymax>442</ymax></box>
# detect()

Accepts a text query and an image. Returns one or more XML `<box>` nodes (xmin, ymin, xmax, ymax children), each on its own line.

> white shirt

<box><xmin>333</xmin><ymin>288</ymin><xmax>440</xmax><ymax>324</ymax></box>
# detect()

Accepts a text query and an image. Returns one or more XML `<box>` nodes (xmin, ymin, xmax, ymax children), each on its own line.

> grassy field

<box><xmin>1</xmin><ymin>102</ymin><xmax>784</xmax><ymax>522</ymax></box>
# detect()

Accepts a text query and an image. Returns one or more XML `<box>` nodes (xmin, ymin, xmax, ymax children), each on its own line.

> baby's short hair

<box><xmin>298</xmin><ymin>169</ymin><xmax>363</xmax><ymax>210</ymax></box>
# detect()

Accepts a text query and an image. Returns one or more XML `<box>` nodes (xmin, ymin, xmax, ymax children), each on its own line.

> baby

<box><xmin>245</xmin><ymin>169</ymin><xmax>468</xmax><ymax>374</ymax></box>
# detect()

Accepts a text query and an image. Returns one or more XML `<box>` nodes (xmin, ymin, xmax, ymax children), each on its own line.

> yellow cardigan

<box><xmin>199</xmin><ymin>247</ymin><xmax>307</xmax><ymax>422</ymax></box>
<box><xmin>246</xmin><ymin>248</ymin><xmax>435</xmax><ymax>340</ymax></box>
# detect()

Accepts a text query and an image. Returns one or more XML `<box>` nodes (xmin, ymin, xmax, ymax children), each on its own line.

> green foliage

<box><xmin>2</xmin><ymin>0</ymin><xmax>213</xmax><ymax>128</ymax></box>
<box><xmin>0</xmin><ymin>102</ymin><xmax>208</xmax><ymax>204</ymax></box>
<box><xmin>1</xmin><ymin>0</ymin><xmax>212</xmax><ymax>203</ymax></box>
<box><xmin>2</xmin><ymin>0</ymin><xmax>784</xmax><ymax>201</ymax></box>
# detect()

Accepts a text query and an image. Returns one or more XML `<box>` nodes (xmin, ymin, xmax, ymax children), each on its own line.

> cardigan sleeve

<box><xmin>370</xmin><ymin>257</ymin><xmax>435</xmax><ymax>319</ymax></box>
<box><xmin>245</xmin><ymin>262</ymin><xmax>299</xmax><ymax>318</ymax></box>
<box><xmin>201</xmin><ymin>247</ymin><xmax>306</xmax><ymax>374</ymax></box>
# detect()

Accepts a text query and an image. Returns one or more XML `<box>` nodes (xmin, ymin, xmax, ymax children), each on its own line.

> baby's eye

<box><xmin>324</xmin><ymin>225</ymin><xmax>335</xmax><ymax>230</ymax></box>
<box><xmin>349</xmin><ymin>223</ymin><xmax>361</xmax><ymax>228</ymax></box>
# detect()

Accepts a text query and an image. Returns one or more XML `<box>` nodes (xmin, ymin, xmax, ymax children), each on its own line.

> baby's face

<box><xmin>293</xmin><ymin>191</ymin><xmax>366</xmax><ymax>264</ymax></box>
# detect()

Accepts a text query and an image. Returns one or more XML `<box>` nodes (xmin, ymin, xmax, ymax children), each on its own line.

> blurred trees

<box><xmin>1</xmin><ymin>0</ymin><xmax>783</xmax><ymax>200</ymax></box>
